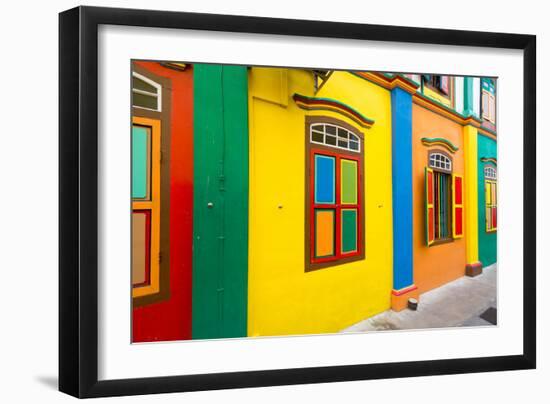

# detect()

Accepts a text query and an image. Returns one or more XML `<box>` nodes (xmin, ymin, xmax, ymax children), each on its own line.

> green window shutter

<box><xmin>425</xmin><ymin>167</ymin><xmax>435</xmax><ymax>246</ymax></box>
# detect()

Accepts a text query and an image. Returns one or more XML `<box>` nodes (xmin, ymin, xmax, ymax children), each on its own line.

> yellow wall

<box><xmin>247</xmin><ymin>68</ymin><xmax>394</xmax><ymax>336</ymax></box>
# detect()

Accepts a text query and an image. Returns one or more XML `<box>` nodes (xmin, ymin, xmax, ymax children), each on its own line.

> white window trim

<box><xmin>132</xmin><ymin>71</ymin><xmax>162</xmax><ymax>112</ymax></box>
<box><xmin>484</xmin><ymin>166</ymin><xmax>497</xmax><ymax>180</ymax></box>
<box><xmin>429</xmin><ymin>152</ymin><xmax>452</xmax><ymax>171</ymax></box>
<box><xmin>310</xmin><ymin>123</ymin><xmax>361</xmax><ymax>153</ymax></box>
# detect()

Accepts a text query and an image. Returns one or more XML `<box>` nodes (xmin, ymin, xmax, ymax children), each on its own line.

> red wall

<box><xmin>132</xmin><ymin>61</ymin><xmax>194</xmax><ymax>342</ymax></box>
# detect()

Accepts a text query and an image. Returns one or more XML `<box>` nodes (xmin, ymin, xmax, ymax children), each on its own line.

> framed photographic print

<box><xmin>59</xmin><ymin>5</ymin><xmax>536</xmax><ymax>398</ymax></box>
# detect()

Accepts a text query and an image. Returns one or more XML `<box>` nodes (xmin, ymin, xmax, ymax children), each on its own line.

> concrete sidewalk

<box><xmin>341</xmin><ymin>264</ymin><xmax>497</xmax><ymax>332</ymax></box>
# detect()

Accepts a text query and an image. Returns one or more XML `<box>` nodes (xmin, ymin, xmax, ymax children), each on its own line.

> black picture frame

<box><xmin>59</xmin><ymin>5</ymin><xmax>536</xmax><ymax>398</ymax></box>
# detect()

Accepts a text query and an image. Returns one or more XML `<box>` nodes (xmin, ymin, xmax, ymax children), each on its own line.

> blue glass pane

<box><xmin>315</xmin><ymin>155</ymin><xmax>335</xmax><ymax>204</ymax></box>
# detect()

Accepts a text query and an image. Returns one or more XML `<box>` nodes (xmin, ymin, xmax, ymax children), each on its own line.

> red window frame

<box><xmin>309</xmin><ymin>147</ymin><xmax>363</xmax><ymax>266</ymax></box>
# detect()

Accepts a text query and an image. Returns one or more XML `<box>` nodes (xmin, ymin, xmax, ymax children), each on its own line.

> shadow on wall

<box><xmin>35</xmin><ymin>375</ymin><xmax>58</xmax><ymax>390</ymax></box>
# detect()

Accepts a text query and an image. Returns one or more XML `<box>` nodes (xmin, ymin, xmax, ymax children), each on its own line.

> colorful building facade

<box><xmin>130</xmin><ymin>62</ymin><xmax>497</xmax><ymax>342</ymax></box>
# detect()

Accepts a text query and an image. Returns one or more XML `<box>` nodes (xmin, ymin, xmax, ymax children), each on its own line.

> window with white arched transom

<box><xmin>306</xmin><ymin>117</ymin><xmax>365</xmax><ymax>271</ymax></box>
<box><xmin>484</xmin><ymin>165</ymin><xmax>497</xmax><ymax>232</ymax></box>
<box><xmin>425</xmin><ymin>149</ymin><xmax>463</xmax><ymax>245</ymax></box>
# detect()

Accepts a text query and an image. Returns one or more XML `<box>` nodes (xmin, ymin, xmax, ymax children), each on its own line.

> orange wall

<box><xmin>412</xmin><ymin>104</ymin><xmax>466</xmax><ymax>295</ymax></box>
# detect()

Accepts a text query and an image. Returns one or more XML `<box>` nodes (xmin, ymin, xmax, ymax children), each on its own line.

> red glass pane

<box><xmin>427</xmin><ymin>171</ymin><xmax>433</xmax><ymax>203</ymax></box>
<box><xmin>454</xmin><ymin>176</ymin><xmax>462</xmax><ymax>204</ymax></box>
<box><xmin>455</xmin><ymin>207</ymin><xmax>463</xmax><ymax>236</ymax></box>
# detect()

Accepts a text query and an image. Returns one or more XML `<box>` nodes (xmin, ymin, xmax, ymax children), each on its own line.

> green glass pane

<box><xmin>133</xmin><ymin>92</ymin><xmax>158</xmax><ymax>110</ymax></box>
<box><xmin>132</xmin><ymin>76</ymin><xmax>158</xmax><ymax>93</ymax></box>
<box><xmin>342</xmin><ymin>209</ymin><xmax>357</xmax><ymax>253</ymax></box>
<box><xmin>341</xmin><ymin>159</ymin><xmax>357</xmax><ymax>204</ymax></box>
<box><xmin>132</xmin><ymin>126</ymin><xmax>149</xmax><ymax>199</ymax></box>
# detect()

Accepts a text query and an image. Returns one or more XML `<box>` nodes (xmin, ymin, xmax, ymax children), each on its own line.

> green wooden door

<box><xmin>192</xmin><ymin>64</ymin><xmax>249</xmax><ymax>339</ymax></box>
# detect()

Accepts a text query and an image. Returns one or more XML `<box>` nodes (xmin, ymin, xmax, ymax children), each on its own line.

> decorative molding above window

<box><xmin>421</xmin><ymin>137</ymin><xmax>459</xmax><ymax>153</ymax></box>
<box><xmin>480</xmin><ymin>157</ymin><xmax>497</xmax><ymax>165</ymax></box>
<box><xmin>293</xmin><ymin>93</ymin><xmax>375</xmax><ymax>129</ymax></box>
<box><xmin>159</xmin><ymin>62</ymin><xmax>187</xmax><ymax>71</ymax></box>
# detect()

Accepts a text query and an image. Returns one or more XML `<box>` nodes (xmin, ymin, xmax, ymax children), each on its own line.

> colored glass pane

<box><xmin>455</xmin><ymin>176</ymin><xmax>463</xmax><ymax>204</ymax></box>
<box><xmin>455</xmin><ymin>207</ymin><xmax>463</xmax><ymax>235</ymax></box>
<box><xmin>132</xmin><ymin>76</ymin><xmax>158</xmax><ymax>93</ymax></box>
<box><xmin>315</xmin><ymin>209</ymin><xmax>335</xmax><ymax>257</ymax></box>
<box><xmin>132</xmin><ymin>211</ymin><xmax>149</xmax><ymax>286</ymax></box>
<box><xmin>341</xmin><ymin>209</ymin><xmax>357</xmax><ymax>253</ymax></box>
<box><xmin>341</xmin><ymin>159</ymin><xmax>357</xmax><ymax>204</ymax></box>
<box><xmin>133</xmin><ymin>92</ymin><xmax>158</xmax><ymax>110</ymax></box>
<box><xmin>132</xmin><ymin>125</ymin><xmax>150</xmax><ymax>199</ymax></box>
<box><xmin>314</xmin><ymin>155</ymin><xmax>335</xmax><ymax>204</ymax></box>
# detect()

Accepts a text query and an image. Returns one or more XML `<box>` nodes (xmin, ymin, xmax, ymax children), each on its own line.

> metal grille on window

<box><xmin>310</xmin><ymin>124</ymin><xmax>360</xmax><ymax>152</ymax></box>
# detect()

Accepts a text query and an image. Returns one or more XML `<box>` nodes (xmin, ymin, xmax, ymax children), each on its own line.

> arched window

<box><xmin>306</xmin><ymin>117</ymin><xmax>365</xmax><ymax>271</ymax></box>
<box><xmin>132</xmin><ymin>72</ymin><xmax>162</xmax><ymax>112</ymax></box>
<box><xmin>310</xmin><ymin>123</ymin><xmax>361</xmax><ymax>152</ymax></box>
<box><xmin>484</xmin><ymin>166</ymin><xmax>497</xmax><ymax>180</ymax></box>
<box><xmin>429</xmin><ymin>151</ymin><xmax>452</xmax><ymax>172</ymax></box>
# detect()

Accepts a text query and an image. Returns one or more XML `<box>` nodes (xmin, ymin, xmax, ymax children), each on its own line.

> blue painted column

<box><xmin>391</xmin><ymin>87</ymin><xmax>416</xmax><ymax>310</ymax></box>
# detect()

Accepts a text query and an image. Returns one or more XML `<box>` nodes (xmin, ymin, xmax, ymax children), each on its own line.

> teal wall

<box><xmin>477</xmin><ymin>133</ymin><xmax>497</xmax><ymax>267</ymax></box>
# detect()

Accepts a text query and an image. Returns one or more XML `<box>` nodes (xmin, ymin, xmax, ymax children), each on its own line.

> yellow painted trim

<box><xmin>452</xmin><ymin>174</ymin><xmax>464</xmax><ymax>239</ymax></box>
<box><xmin>132</xmin><ymin>116</ymin><xmax>161</xmax><ymax>298</ymax></box>
<box><xmin>132</xmin><ymin>201</ymin><xmax>153</xmax><ymax>210</ymax></box>
<box><xmin>463</xmin><ymin>125</ymin><xmax>479</xmax><ymax>264</ymax></box>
